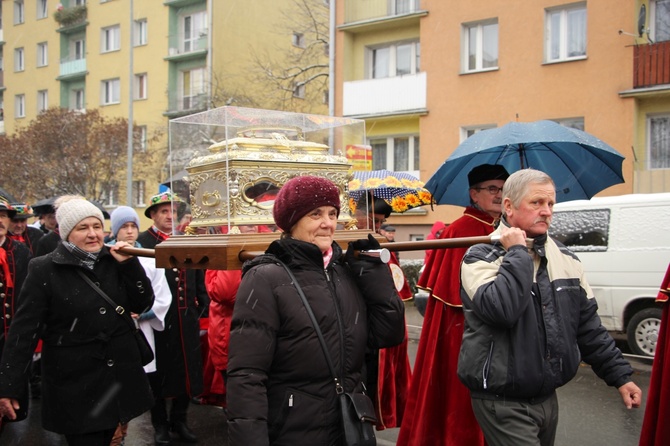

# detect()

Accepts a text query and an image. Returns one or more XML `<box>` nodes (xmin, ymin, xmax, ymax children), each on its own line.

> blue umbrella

<box><xmin>425</xmin><ymin>120</ymin><xmax>625</xmax><ymax>206</ymax></box>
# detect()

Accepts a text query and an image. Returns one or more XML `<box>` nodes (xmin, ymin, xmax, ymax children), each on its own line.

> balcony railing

<box><xmin>60</xmin><ymin>57</ymin><xmax>87</xmax><ymax>77</ymax></box>
<box><xmin>343</xmin><ymin>72</ymin><xmax>426</xmax><ymax>117</ymax></box>
<box><xmin>344</xmin><ymin>0</ymin><xmax>422</xmax><ymax>24</ymax></box>
<box><xmin>634</xmin><ymin>40</ymin><xmax>670</xmax><ymax>88</ymax></box>
<box><xmin>167</xmin><ymin>30</ymin><xmax>208</xmax><ymax>57</ymax></box>
<box><xmin>167</xmin><ymin>93</ymin><xmax>209</xmax><ymax>113</ymax></box>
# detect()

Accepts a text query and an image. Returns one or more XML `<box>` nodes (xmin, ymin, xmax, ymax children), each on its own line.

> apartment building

<box><xmin>335</xmin><ymin>0</ymin><xmax>670</xmax><ymax>257</ymax></box>
<box><xmin>1</xmin><ymin>0</ymin><xmax>329</xmax><ymax>224</ymax></box>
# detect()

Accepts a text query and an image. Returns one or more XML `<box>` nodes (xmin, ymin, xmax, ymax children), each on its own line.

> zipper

<box><xmin>326</xmin><ymin>266</ymin><xmax>347</xmax><ymax>383</ymax></box>
<box><xmin>483</xmin><ymin>341</ymin><xmax>494</xmax><ymax>389</ymax></box>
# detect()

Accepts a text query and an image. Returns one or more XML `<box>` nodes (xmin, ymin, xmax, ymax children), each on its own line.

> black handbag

<box><xmin>273</xmin><ymin>258</ymin><xmax>377</xmax><ymax>446</ymax></box>
<box><xmin>76</xmin><ymin>270</ymin><xmax>154</xmax><ymax>366</ymax></box>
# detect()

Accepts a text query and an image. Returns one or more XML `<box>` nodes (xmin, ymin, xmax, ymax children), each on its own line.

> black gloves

<box><xmin>346</xmin><ymin>233</ymin><xmax>383</xmax><ymax>265</ymax></box>
<box><xmin>348</xmin><ymin>233</ymin><xmax>381</xmax><ymax>252</ymax></box>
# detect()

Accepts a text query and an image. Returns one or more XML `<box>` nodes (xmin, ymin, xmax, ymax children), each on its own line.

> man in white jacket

<box><xmin>109</xmin><ymin>206</ymin><xmax>172</xmax><ymax>445</ymax></box>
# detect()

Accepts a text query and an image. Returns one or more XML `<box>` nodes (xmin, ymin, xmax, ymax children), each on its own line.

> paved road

<box><xmin>0</xmin><ymin>303</ymin><xmax>653</xmax><ymax>445</ymax></box>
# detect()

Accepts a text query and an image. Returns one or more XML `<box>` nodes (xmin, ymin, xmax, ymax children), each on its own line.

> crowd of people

<box><xmin>0</xmin><ymin>165</ymin><xmax>644</xmax><ymax>445</ymax></box>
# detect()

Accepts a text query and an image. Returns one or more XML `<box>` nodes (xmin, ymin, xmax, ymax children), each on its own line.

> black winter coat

<box><xmin>0</xmin><ymin>244</ymin><xmax>155</xmax><ymax>434</ymax></box>
<box><xmin>137</xmin><ymin>228</ymin><xmax>207</xmax><ymax>397</ymax></box>
<box><xmin>227</xmin><ymin>238</ymin><xmax>405</xmax><ymax>446</ymax></box>
<box><xmin>0</xmin><ymin>237</ymin><xmax>30</xmax><ymax>343</ymax></box>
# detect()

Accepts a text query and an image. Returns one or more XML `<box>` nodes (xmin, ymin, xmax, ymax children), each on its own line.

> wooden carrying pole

<box><xmin>111</xmin><ymin>233</ymin><xmax>528</xmax><ymax>270</ymax></box>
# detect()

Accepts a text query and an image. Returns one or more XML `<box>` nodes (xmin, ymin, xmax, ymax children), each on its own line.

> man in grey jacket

<box><xmin>458</xmin><ymin>168</ymin><xmax>642</xmax><ymax>446</ymax></box>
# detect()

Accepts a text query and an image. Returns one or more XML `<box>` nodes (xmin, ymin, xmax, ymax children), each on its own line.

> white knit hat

<box><xmin>56</xmin><ymin>196</ymin><xmax>105</xmax><ymax>241</ymax></box>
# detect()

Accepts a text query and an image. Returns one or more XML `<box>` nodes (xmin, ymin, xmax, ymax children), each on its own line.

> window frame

<box><xmin>134</xmin><ymin>18</ymin><xmax>148</xmax><ymax>46</ymax></box>
<box><xmin>368</xmin><ymin>40</ymin><xmax>420</xmax><ymax>79</ymax></box>
<box><xmin>460</xmin><ymin>124</ymin><xmax>496</xmax><ymax>143</ymax></box>
<box><xmin>101</xmin><ymin>78</ymin><xmax>121</xmax><ymax>105</ymax></box>
<box><xmin>37</xmin><ymin>90</ymin><xmax>48</xmax><ymax>113</ymax></box>
<box><xmin>14</xmin><ymin>48</ymin><xmax>25</xmax><ymax>72</ymax></box>
<box><xmin>37</xmin><ymin>0</ymin><xmax>48</xmax><ymax>19</ymax></box>
<box><xmin>101</xmin><ymin>25</ymin><xmax>121</xmax><ymax>53</ymax></box>
<box><xmin>179</xmin><ymin>67</ymin><xmax>207</xmax><ymax>110</ymax></box>
<box><xmin>133</xmin><ymin>180</ymin><xmax>146</xmax><ymax>206</ymax></box>
<box><xmin>545</xmin><ymin>3</ymin><xmax>587</xmax><ymax>63</ymax></box>
<box><xmin>368</xmin><ymin>134</ymin><xmax>420</xmax><ymax>173</ymax></box>
<box><xmin>37</xmin><ymin>42</ymin><xmax>48</xmax><ymax>67</ymax></box>
<box><xmin>651</xmin><ymin>0</ymin><xmax>670</xmax><ymax>42</ymax></box>
<box><xmin>14</xmin><ymin>0</ymin><xmax>25</xmax><ymax>25</ymax></box>
<box><xmin>137</xmin><ymin>126</ymin><xmax>148</xmax><ymax>152</ymax></box>
<box><xmin>180</xmin><ymin>10</ymin><xmax>207</xmax><ymax>53</ymax></box>
<box><xmin>15</xmin><ymin>94</ymin><xmax>26</xmax><ymax>118</ymax></box>
<box><xmin>134</xmin><ymin>73</ymin><xmax>148</xmax><ymax>100</ymax></box>
<box><xmin>462</xmin><ymin>19</ymin><xmax>499</xmax><ymax>73</ymax></box>
<box><xmin>647</xmin><ymin>113</ymin><xmax>670</xmax><ymax>170</ymax></box>
<box><xmin>72</xmin><ymin>89</ymin><xmax>85</xmax><ymax>110</ymax></box>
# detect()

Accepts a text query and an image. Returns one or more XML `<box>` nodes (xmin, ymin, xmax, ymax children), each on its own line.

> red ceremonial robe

<box><xmin>639</xmin><ymin>263</ymin><xmax>670</xmax><ymax>446</ymax></box>
<box><xmin>375</xmin><ymin>251</ymin><xmax>412</xmax><ymax>430</ymax></box>
<box><xmin>397</xmin><ymin>207</ymin><xmax>496</xmax><ymax>446</ymax></box>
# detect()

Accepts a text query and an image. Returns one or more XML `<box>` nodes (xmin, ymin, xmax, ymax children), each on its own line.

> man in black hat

<box><xmin>138</xmin><ymin>192</ymin><xmax>208</xmax><ymax>445</ymax></box>
<box><xmin>0</xmin><ymin>201</ymin><xmax>31</xmax><ymax>356</ymax></box>
<box><xmin>8</xmin><ymin>204</ymin><xmax>44</xmax><ymax>255</ymax></box>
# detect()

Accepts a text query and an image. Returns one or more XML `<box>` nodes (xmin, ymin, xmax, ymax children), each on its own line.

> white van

<box><xmin>551</xmin><ymin>193</ymin><xmax>670</xmax><ymax>357</ymax></box>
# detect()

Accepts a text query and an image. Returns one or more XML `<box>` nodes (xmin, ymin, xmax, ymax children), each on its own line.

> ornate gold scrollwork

<box><xmin>202</xmin><ymin>191</ymin><xmax>222</xmax><ymax>207</ymax></box>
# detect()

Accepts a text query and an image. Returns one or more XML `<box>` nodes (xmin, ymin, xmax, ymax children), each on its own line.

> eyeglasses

<box><xmin>473</xmin><ymin>185</ymin><xmax>503</xmax><ymax>195</ymax></box>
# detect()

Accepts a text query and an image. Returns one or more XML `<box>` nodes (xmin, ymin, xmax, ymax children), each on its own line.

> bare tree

<box><xmin>247</xmin><ymin>0</ymin><xmax>330</xmax><ymax>113</ymax></box>
<box><xmin>0</xmin><ymin>107</ymin><xmax>160</xmax><ymax>203</ymax></box>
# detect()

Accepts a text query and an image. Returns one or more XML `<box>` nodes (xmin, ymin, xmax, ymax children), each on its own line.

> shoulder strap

<box><xmin>272</xmin><ymin>257</ymin><xmax>344</xmax><ymax>394</ymax></box>
<box><xmin>75</xmin><ymin>269</ymin><xmax>138</xmax><ymax>332</ymax></box>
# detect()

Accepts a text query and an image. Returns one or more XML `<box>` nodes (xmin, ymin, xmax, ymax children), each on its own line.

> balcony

<box><xmin>59</xmin><ymin>57</ymin><xmax>87</xmax><ymax>78</ymax></box>
<box><xmin>634</xmin><ymin>41</ymin><xmax>670</xmax><ymax>89</ymax></box>
<box><xmin>166</xmin><ymin>30</ymin><xmax>208</xmax><ymax>61</ymax></box>
<box><xmin>342</xmin><ymin>0</ymin><xmax>425</xmax><ymax>28</ymax></box>
<box><xmin>54</xmin><ymin>5</ymin><xmax>88</xmax><ymax>30</ymax></box>
<box><xmin>166</xmin><ymin>94</ymin><xmax>209</xmax><ymax>116</ymax></box>
<box><xmin>343</xmin><ymin>72</ymin><xmax>426</xmax><ymax>117</ymax></box>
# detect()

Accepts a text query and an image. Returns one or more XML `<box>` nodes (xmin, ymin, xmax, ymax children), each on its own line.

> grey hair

<box><xmin>502</xmin><ymin>169</ymin><xmax>555</xmax><ymax>208</ymax></box>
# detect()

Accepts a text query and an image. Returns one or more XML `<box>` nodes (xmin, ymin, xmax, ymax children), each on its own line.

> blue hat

<box><xmin>110</xmin><ymin>206</ymin><xmax>140</xmax><ymax>238</ymax></box>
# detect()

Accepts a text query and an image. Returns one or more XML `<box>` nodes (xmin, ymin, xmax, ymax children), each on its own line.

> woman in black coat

<box><xmin>227</xmin><ymin>176</ymin><xmax>406</xmax><ymax>446</ymax></box>
<box><xmin>0</xmin><ymin>196</ymin><xmax>154</xmax><ymax>446</ymax></box>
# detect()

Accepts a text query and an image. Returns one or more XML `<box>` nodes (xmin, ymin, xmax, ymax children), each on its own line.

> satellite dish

<box><xmin>638</xmin><ymin>4</ymin><xmax>647</xmax><ymax>37</ymax></box>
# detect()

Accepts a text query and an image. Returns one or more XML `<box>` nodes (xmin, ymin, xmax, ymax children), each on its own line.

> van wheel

<box><xmin>626</xmin><ymin>308</ymin><xmax>663</xmax><ymax>357</ymax></box>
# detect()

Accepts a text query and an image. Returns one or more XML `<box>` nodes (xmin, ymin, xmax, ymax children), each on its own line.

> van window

<box><xmin>551</xmin><ymin>209</ymin><xmax>610</xmax><ymax>252</ymax></box>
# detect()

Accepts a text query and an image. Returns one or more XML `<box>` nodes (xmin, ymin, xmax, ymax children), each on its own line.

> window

<box><xmin>133</xmin><ymin>180</ymin><xmax>145</xmax><ymax>206</ymax></box>
<box><xmin>14</xmin><ymin>48</ymin><xmax>24</xmax><ymax>72</ymax></box>
<box><xmin>15</xmin><ymin>94</ymin><xmax>25</xmax><ymax>118</ymax></box>
<box><xmin>101</xmin><ymin>25</ymin><xmax>121</xmax><ymax>53</ymax></box>
<box><xmin>134</xmin><ymin>19</ymin><xmax>148</xmax><ymax>46</ymax></box>
<box><xmin>180</xmin><ymin>67</ymin><xmax>206</xmax><ymax>110</ymax></box>
<box><xmin>369</xmin><ymin>135</ymin><xmax>420</xmax><ymax>171</ymax></box>
<box><xmin>394</xmin><ymin>0</ymin><xmax>418</xmax><ymax>15</ymax></box>
<box><xmin>292</xmin><ymin>32</ymin><xmax>305</xmax><ymax>48</ymax></box>
<box><xmin>648</xmin><ymin>114</ymin><xmax>670</xmax><ymax>169</ymax></box>
<box><xmin>101</xmin><ymin>182</ymin><xmax>119</xmax><ymax>207</ymax></box>
<box><xmin>293</xmin><ymin>83</ymin><xmax>305</xmax><ymax>98</ymax></box>
<box><xmin>369</xmin><ymin>41</ymin><xmax>420</xmax><ymax>79</ymax></box>
<box><xmin>461</xmin><ymin>124</ymin><xmax>496</xmax><ymax>142</ymax></box>
<box><xmin>74</xmin><ymin>0</ymin><xmax>85</xmax><ymax>5</ymax></box>
<box><xmin>37</xmin><ymin>42</ymin><xmax>48</xmax><ymax>67</ymax></box>
<box><xmin>101</xmin><ymin>78</ymin><xmax>120</xmax><ymax>105</ymax></box>
<box><xmin>14</xmin><ymin>1</ymin><xmax>25</xmax><ymax>25</ymax></box>
<box><xmin>137</xmin><ymin>126</ymin><xmax>147</xmax><ymax>152</ymax></box>
<box><xmin>181</xmin><ymin>11</ymin><xmax>207</xmax><ymax>53</ymax></box>
<box><xmin>545</xmin><ymin>3</ymin><xmax>587</xmax><ymax>62</ymax></box>
<box><xmin>72</xmin><ymin>89</ymin><xmax>85</xmax><ymax>110</ymax></box>
<box><xmin>134</xmin><ymin>73</ymin><xmax>147</xmax><ymax>100</ymax></box>
<box><xmin>551</xmin><ymin>209</ymin><xmax>609</xmax><ymax>252</ymax></box>
<box><xmin>553</xmin><ymin>117</ymin><xmax>584</xmax><ymax>131</ymax></box>
<box><xmin>37</xmin><ymin>0</ymin><xmax>48</xmax><ymax>19</ymax></box>
<box><xmin>37</xmin><ymin>90</ymin><xmax>48</xmax><ymax>112</ymax></box>
<box><xmin>463</xmin><ymin>19</ymin><xmax>498</xmax><ymax>72</ymax></box>
<box><xmin>652</xmin><ymin>0</ymin><xmax>670</xmax><ymax>42</ymax></box>
<box><xmin>73</xmin><ymin>39</ymin><xmax>86</xmax><ymax>60</ymax></box>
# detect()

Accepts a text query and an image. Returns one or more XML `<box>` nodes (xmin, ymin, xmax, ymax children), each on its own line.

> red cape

<box><xmin>397</xmin><ymin>207</ymin><xmax>497</xmax><ymax>446</ymax></box>
<box><xmin>375</xmin><ymin>251</ymin><xmax>412</xmax><ymax>429</ymax></box>
<box><xmin>639</xmin><ymin>263</ymin><xmax>670</xmax><ymax>446</ymax></box>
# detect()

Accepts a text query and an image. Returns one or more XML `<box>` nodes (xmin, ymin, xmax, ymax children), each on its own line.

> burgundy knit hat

<box><xmin>272</xmin><ymin>176</ymin><xmax>341</xmax><ymax>232</ymax></box>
